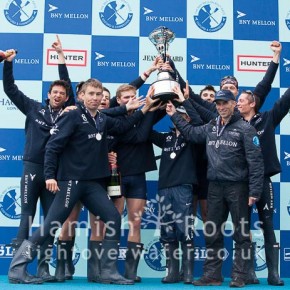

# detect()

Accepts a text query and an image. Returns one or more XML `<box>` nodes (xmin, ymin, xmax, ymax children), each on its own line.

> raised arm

<box><xmin>254</xmin><ymin>41</ymin><xmax>281</xmax><ymax>109</ymax></box>
<box><xmin>52</xmin><ymin>35</ymin><xmax>75</xmax><ymax>106</ymax></box>
<box><xmin>3</xmin><ymin>51</ymin><xmax>37</xmax><ymax>115</ymax></box>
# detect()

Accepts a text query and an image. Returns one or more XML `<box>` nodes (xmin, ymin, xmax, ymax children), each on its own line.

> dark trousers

<box><xmin>158</xmin><ymin>184</ymin><xmax>195</xmax><ymax>243</ymax></box>
<box><xmin>17</xmin><ymin>162</ymin><xmax>55</xmax><ymax>240</ymax></box>
<box><xmin>203</xmin><ymin>181</ymin><xmax>251</xmax><ymax>281</ymax></box>
<box><xmin>254</xmin><ymin>176</ymin><xmax>276</xmax><ymax>245</ymax></box>
<box><xmin>29</xmin><ymin>180</ymin><xmax>121</xmax><ymax>245</ymax></box>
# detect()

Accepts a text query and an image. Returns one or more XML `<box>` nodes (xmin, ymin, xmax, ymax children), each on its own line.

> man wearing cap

<box><xmin>166</xmin><ymin>89</ymin><xmax>264</xmax><ymax>288</ymax></box>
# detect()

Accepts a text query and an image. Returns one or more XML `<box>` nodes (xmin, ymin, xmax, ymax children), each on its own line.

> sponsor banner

<box><xmin>279</xmin><ymin>42</ymin><xmax>290</xmax><ymax>88</ymax></box>
<box><xmin>187</xmin><ymin>0</ymin><xmax>233</xmax><ymax>40</ymax></box>
<box><xmin>0</xmin><ymin>0</ymin><xmax>44</xmax><ymax>33</ymax></box>
<box><xmin>0</xmin><ymin>177</ymin><xmax>40</xmax><ymax>226</ymax></box>
<box><xmin>278</xmin><ymin>0</ymin><xmax>290</xmax><ymax>42</ymax></box>
<box><xmin>44</xmin><ymin>0</ymin><xmax>92</xmax><ymax>34</ymax></box>
<box><xmin>234</xmin><ymin>40</ymin><xmax>280</xmax><ymax>88</ymax></box>
<box><xmin>187</xmin><ymin>39</ymin><xmax>233</xmax><ymax>87</ymax></box>
<box><xmin>42</xmin><ymin>34</ymin><xmax>92</xmax><ymax>82</ymax></box>
<box><xmin>281</xmin><ymin>230</ymin><xmax>290</xmax><ymax>276</ymax></box>
<box><xmin>279</xmin><ymin>183</ymin><xmax>290</xmax><ymax>230</ymax></box>
<box><xmin>91</xmin><ymin>35</ymin><xmax>139</xmax><ymax>83</ymax></box>
<box><xmin>280</xmin><ymin>136</ymin><xmax>290</xmax><ymax>182</ymax></box>
<box><xmin>0</xmin><ymin>130</ymin><xmax>24</xmax><ymax>177</ymax></box>
<box><xmin>233</xmin><ymin>0</ymin><xmax>278</xmax><ymax>41</ymax></box>
<box><xmin>0</xmin><ymin>33</ymin><xmax>43</xmax><ymax>81</ymax></box>
<box><xmin>139</xmin><ymin>0</ymin><xmax>186</xmax><ymax>38</ymax></box>
<box><xmin>92</xmin><ymin>0</ymin><xmax>139</xmax><ymax>37</ymax></box>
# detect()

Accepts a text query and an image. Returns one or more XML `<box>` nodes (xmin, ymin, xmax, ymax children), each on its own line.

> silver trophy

<box><xmin>149</xmin><ymin>26</ymin><xmax>179</xmax><ymax>101</ymax></box>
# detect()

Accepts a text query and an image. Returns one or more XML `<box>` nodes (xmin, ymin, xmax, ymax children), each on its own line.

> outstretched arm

<box><xmin>3</xmin><ymin>51</ymin><xmax>37</xmax><ymax>115</ymax></box>
<box><xmin>254</xmin><ymin>41</ymin><xmax>281</xmax><ymax>109</ymax></box>
<box><xmin>52</xmin><ymin>34</ymin><xmax>75</xmax><ymax>106</ymax></box>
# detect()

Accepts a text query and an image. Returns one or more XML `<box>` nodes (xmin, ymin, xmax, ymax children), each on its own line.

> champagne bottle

<box><xmin>0</xmin><ymin>49</ymin><xmax>18</xmax><ymax>63</ymax></box>
<box><xmin>107</xmin><ymin>163</ymin><xmax>122</xmax><ymax>197</ymax></box>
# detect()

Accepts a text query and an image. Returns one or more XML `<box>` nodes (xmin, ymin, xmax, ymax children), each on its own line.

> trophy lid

<box><xmin>149</xmin><ymin>26</ymin><xmax>175</xmax><ymax>58</ymax></box>
<box><xmin>149</xmin><ymin>26</ymin><xmax>175</xmax><ymax>45</ymax></box>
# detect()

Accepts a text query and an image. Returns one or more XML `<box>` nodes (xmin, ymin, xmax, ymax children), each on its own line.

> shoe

<box><xmin>124</xmin><ymin>241</ymin><xmax>143</xmax><ymax>283</ymax></box>
<box><xmin>229</xmin><ymin>277</ymin><xmax>245</xmax><ymax>288</ymax></box>
<box><xmin>193</xmin><ymin>276</ymin><xmax>222</xmax><ymax>286</ymax></box>
<box><xmin>99</xmin><ymin>240</ymin><xmax>134</xmax><ymax>285</ymax></box>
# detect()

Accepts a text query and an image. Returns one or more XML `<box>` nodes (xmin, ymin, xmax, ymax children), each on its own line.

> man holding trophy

<box><xmin>147</xmin><ymin>26</ymin><xmax>197</xmax><ymax>284</ymax></box>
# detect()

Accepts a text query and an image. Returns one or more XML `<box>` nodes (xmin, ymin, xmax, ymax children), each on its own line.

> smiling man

<box><xmin>167</xmin><ymin>89</ymin><xmax>264</xmax><ymax>288</ymax></box>
<box><xmin>3</xmin><ymin>48</ymin><xmax>74</xmax><ymax>283</ymax></box>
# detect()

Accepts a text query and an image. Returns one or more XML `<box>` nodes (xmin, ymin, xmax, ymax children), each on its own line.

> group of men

<box><xmin>2</xmin><ymin>36</ymin><xmax>288</xmax><ymax>288</ymax></box>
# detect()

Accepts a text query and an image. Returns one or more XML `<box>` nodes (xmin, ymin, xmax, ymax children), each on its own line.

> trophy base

<box><xmin>152</xmin><ymin>92</ymin><xmax>178</xmax><ymax>102</ymax></box>
<box><xmin>151</xmin><ymin>77</ymin><xmax>179</xmax><ymax>102</ymax></box>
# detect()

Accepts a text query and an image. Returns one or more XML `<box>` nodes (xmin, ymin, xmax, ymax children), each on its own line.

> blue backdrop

<box><xmin>0</xmin><ymin>0</ymin><xmax>290</xmax><ymax>278</ymax></box>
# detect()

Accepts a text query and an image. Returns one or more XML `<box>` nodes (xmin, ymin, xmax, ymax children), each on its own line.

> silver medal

<box><xmin>96</xmin><ymin>133</ymin><xmax>102</xmax><ymax>141</ymax></box>
<box><xmin>170</xmin><ymin>152</ymin><xmax>176</xmax><ymax>159</ymax></box>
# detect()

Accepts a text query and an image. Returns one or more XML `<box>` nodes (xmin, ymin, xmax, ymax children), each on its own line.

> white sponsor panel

<box><xmin>187</xmin><ymin>0</ymin><xmax>233</xmax><ymax>40</ymax></box>
<box><xmin>92</xmin><ymin>0</ymin><xmax>140</xmax><ymax>37</ymax></box>
<box><xmin>0</xmin><ymin>0</ymin><xmax>44</xmax><ymax>33</ymax></box>
<box><xmin>278</xmin><ymin>0</ymin><xmax>290</xmax><ymax>42</ymax></box>
<box><xmin>234</xmin><ymin>40</ymin><xmax>280</xmax><ymax>88</ymax></box>
<box><xmin>0</xmin><ymin>177</ymin><xmax>40</xmax><ymax>227</ymax></box>
<box><xmin>42</xmin><ymin>34</ymin><xmax>92</xmax><ymax>82</ymax></box>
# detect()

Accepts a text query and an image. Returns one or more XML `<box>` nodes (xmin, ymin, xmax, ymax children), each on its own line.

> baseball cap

<box><xmin>220</xmin><ymin>75</ymin><xmax>238</xmax><ymax>89</ymax></box>
<box><xmin>214</xmin><ymin>90</ymin><xmax>236</xmax><ymax>102</ymax></box>
<box><xmin>176</xmin><ymin>106</ymin><xmax>188</xmax><ymax>115</ymax></box>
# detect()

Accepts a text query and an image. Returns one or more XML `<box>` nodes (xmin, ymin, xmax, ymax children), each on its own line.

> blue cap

<box><xmin>214</xmin><ymin>90</ymin><xmax>235</xmax><ymax>102</ymax></box>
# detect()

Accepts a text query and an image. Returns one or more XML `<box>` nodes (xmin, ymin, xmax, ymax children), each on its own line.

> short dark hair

<box><xmin>200</xmin><ymin>85</ymin><xmax>216</xmax><ymax>96</ymax></box>
<box><xmin>48</xmin><ymin>80</ymin><xmax>70</xmax><ymax>96</ymax></box>
<box><xmin>103</xmin><ymin>87</ymin><xmax>111</xmax><ymax>98</ymax></box>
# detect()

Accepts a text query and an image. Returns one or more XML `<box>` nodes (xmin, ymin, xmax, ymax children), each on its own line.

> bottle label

<box><xmin>107</xmin><ymin>185</ymin><xmax>121</xmax><ymax>197</ymax></box>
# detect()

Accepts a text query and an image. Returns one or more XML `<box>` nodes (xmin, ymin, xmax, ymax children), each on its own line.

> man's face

<box><xmin>48</xmin><ymin>85</ymin><xmax>68</xmax><ymax>109</ymax></box>
<box><xmin>237</xmin><ymin>93</ymin><xmax>255</xmax><ymax>116</ymax></box>
<box><xmin>201</xmin><ymin>89</ymin><xmax>215</xmax><ymax>103</ymax></box>
<box><xmin>98</xmin><ymin>90</ymin><xmax>110</xmax><ymax>110</ymax></box>
<box><xmin>215</xmin><ymin>100</ymin><xmax>236</xmax><ymax>120</ymax></box>
<box><xmin>81</xmin><ymin>85</ymin><xmax>103</xmax><ymax>112</ymax></box>
<box><xmin>221</xmin><ymin>84</ymin><xmax>238</xmax><ymax>97</ymax></box>
<box><xmin>117</xmin><ymin>89</ymin><xmax>136</xmax><ymax>106</ymax></box>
